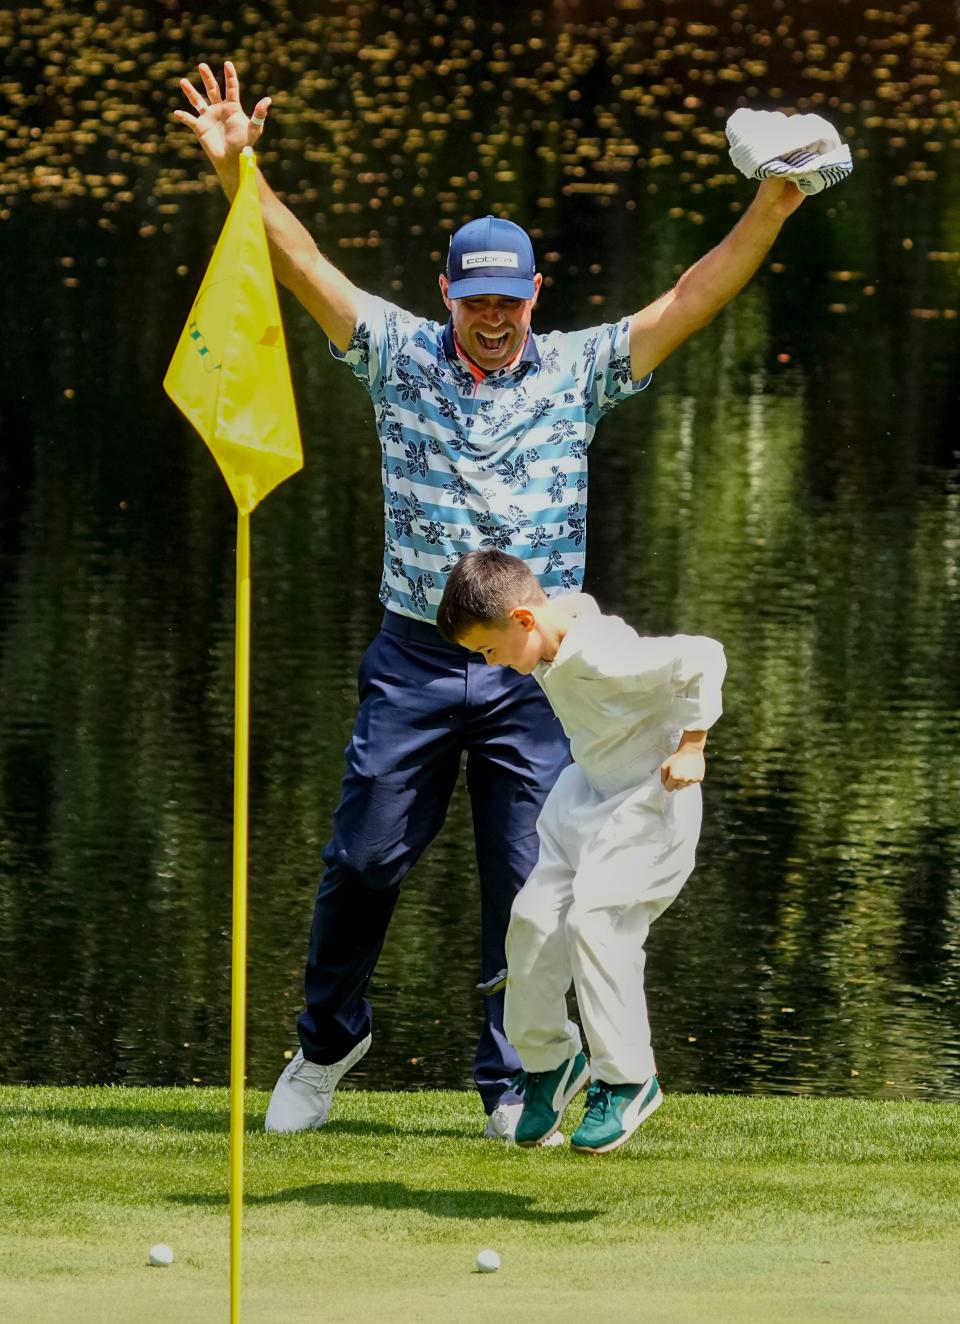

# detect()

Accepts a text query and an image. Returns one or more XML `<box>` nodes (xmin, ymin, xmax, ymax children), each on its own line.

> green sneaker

<box><xmin>571</xmin><ymin>1077</ymin><xmax>663</xmax><ymax>1154</ymax></box>
<box><xmin>514</xmin><ymin>1051</ymin><xmax>590</xmax><ymax>1147</ymax></box>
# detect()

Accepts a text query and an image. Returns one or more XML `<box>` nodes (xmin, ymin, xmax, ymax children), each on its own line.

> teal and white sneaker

<box><xmin>570</xmin><ymin>1077</ymin><xmax>663</xmax><ymax>1154</ymax></box>
<box><xmin>484</xmin><ymin>1100</ymin><xmax>565</xmax><ymax>1146</ymax></box>
<box><xmin>514</xmin><ymin>1051</ymin><xmax>590</xmax><ymax>1147</ymax></box>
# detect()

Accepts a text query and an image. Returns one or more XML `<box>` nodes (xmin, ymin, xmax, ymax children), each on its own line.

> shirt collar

<box><xmin>540</xmin><ymin>594</ymin><xmax>601</xmax><ymax>674</ymax></box>
<box><xmin>440</xmin><ymin>319</ymin><xmax>541</xmax><ymax>373</ymax></box>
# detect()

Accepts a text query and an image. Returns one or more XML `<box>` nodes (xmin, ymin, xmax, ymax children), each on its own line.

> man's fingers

<box><xmin>198</xmin><ymin>62</ymin><xmax>223</xmax><ymax>103</ymax></box>
<box><xmin>249</xmin><ymin>96</ymin><xmax>271</xmax><ymax>135</ymax></box>
<box><xmin>179</xmin><ymin>76</ymin><xmax>208</xmax><ymax>114</ymax></box>
<box><xmin>224</xmin><ymin>60</ymin><xmax>240</xmax><ymax>102</ymax></box>
<box><xmin>172</xmin><ymin>108</ymin><xmax>202</xmax><ymax>135</ymax></box>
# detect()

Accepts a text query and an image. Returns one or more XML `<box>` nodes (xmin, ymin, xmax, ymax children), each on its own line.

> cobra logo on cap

<box><xmin>461</xmin><ymin>250</ymin><xmax>520</xmax><ymax>269</ymax></box>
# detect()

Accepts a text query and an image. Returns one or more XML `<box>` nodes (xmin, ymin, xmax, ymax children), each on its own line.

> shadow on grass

<box><xmin>322</xmin><ymin>1118</ymin><xmax>466</xmax><ymax>1140</ymax></box>
<box><xmin>0</xmin><ymin>1104</ymin><xmax>234</xmax><ymax>1133</ymax></box>
<box><xmin>1</xmin><ymin>1108</ymin><xmax>486</xmax><ymax>1142</ymax></box>
<box><xmin>170</xmin><ymin>1179</ymin><xmax>599</xmax><ymax>1223</ymax></box>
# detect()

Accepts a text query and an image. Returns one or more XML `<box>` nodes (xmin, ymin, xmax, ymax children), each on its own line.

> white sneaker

<box><xmin>263</xmin><ymin>1035</ymin><xmax>372</xmax><ymax>1133</ymax></box>
<box><xmin>484</xmin><ymin>1100</ymin><xmax>565</xmax><ymax>1147</ymax></box>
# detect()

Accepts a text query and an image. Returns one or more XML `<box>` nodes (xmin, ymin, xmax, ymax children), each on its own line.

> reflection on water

<box><xmin>0</xmin><ymin>2</ymin><xmax>959</xmax><ymax>1101</ymax></box>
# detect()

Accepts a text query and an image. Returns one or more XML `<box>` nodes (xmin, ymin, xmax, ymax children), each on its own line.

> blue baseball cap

<box><xmin>446</xmin><ymin>215</ymin><xmax>536</xmax><ymax>300</ymax></box>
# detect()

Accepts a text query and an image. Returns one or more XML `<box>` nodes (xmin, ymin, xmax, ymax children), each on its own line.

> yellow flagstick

<box><xmin>229</xmin><ymin>509</ymin><xmax>251</xmax><ymax>1324</ymax></box>
<box><xmin>163</xmin><ymin>145</ymin><xmax>303</xmax><ymax>1323</ymax></box>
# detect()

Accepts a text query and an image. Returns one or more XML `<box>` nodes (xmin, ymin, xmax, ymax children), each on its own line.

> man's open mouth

<box><xmin>476</xmin><ymin>331</ymin><xmax>509</xmax><ymax>353</ymax></box>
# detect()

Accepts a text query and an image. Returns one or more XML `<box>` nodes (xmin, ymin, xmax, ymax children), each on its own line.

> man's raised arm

<box><xmin>174</xmin><ymin>61</ymin><xmax>358</xmax><ymax>352</ymax></box>
<box><xmin>628</xmin><ymin>178</ymin><xmax>805</xmax><ymax>381</ymax></box>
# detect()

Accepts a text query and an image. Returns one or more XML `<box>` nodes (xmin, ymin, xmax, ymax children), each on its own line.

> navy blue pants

<box><xmin>297</xmin><ymin>610</ymin><xmax>571</xmax><ymax>1112</ymax></box>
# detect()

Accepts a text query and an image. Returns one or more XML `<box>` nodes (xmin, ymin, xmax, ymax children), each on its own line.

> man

<box><xmin>175</xmin><ymin>61</ymin><xmax>804</xmax><ymax>1139</ymax></box>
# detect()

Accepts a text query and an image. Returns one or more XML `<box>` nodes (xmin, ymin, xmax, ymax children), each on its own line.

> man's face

<box><xmin>458</xmin><ymin>612</ymin><xmax>546</xmax><ymax>674</ymax></box>
<box><xmin>439</xmin><ymin>274</ymin><xmax>543</xmax><ymax>372</ymax></box>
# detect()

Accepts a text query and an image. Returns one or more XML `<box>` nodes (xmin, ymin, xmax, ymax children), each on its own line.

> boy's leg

<box><xmin>564</xmin><ymin>900</ymin><xmax>664</xmax><ymax>1154</ymax></box>
<box><xmin>463</xmin><ymin>664</ymin><xmax>571</xmax><ymax>1111</ymax></box>
<box><xmin>500</xmin><ymin>767</ymin><xmax>583</xmax><ymax>1071</ymax></box>
<box><xmin>503</xmin><ymin>771</ymin><xmax>590</xmax><ymax>1146</ymax></box>
<box><xmin>568</xmin><ymin>783</ymin><xmax>702</xmax><ymax>1083</ymax></box>
<box><xmin>565</xmin><ymin>900</ymin><xmax>656</xmax><ymax>1085</ymax></box>
<box><xmin>565</xmin><ymin>794</ymin><xmax>702</xmax><ymax>1152</ymax></box>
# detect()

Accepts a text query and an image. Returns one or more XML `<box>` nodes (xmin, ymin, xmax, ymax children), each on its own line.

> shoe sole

<box><xmin>571</xmin><ymin>1081</ymin><xmax>663</xmax><ymax>1154</ymax></box>
<box><xmin>516</xmin><ymin>1059</ymin><xmax>592</xmax><ymax>1148</ymax></box>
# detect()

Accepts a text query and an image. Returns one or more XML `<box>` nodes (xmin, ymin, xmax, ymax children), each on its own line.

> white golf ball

<box><xmin>475</xmin><ymin>1248</ymin><xmax>501</xmax><ymax>1273</ymax></box>
<box><xmin>148</xmin><ymin>1243</ymin><xmax>174</xmax><ymax>1267</ymax></box>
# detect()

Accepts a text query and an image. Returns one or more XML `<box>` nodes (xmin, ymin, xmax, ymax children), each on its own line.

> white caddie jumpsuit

<box><xmin>503</xmin><ymin>595</ymin><xmax>726</xmax><ymax>1085</ymax></box>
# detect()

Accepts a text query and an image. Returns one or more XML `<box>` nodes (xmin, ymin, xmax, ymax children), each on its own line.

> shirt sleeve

<box><xmin>328</xmin><ymin>292</ymin><xmax>425</xmax><ymax>392</ymax></box>
<box><xmin>668</xmin><ymin>635</ymin><xmax>727</xmax><ymax>732</ymax></box>
<box><xmin>568</xmin><ymin>317</ymin><xmax>653</xmax><ymax>427</ymax></box>
<box><xmin>576</xmin><ymin>621</ymin><xmax>726</xmax><ymax>730</ymax></box>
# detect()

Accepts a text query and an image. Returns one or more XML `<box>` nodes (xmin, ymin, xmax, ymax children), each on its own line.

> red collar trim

<box><xmin>452</xmin><ymin>331</ymin><xmax>488</xmax><ymax>385</ymax></box>
<box><xmin>452</xmin><ymin>330</ymin><xmax>530</xmax><ymax>384</ymax></box>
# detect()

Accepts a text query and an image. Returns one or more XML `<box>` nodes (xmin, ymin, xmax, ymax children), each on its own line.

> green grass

<box><xmin>1</xmin><ymin>1086</ymin><xmax>959</xmax><ymax>1323</ymax></box>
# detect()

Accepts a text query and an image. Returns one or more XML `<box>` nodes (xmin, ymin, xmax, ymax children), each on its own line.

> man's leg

<box><xmin>464</xmin><ymin>662</ymin><xmax>571</xmax><ymax>1112</ymax></box>
<box><xmin>297</xmin><ymin>624</ymin><xmax>465</xmax><ymax>1065</ymax></box>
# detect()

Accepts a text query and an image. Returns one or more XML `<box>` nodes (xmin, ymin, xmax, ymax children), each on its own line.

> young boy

<box><xmin>437</xmin><ymin>550</ymin><xmax>726</xmax><ymax>1154</ymax></box>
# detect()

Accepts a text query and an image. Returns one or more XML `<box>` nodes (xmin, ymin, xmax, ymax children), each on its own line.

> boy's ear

<box><xmin>511</xmin><ymin>607</ymin><xmax>536</xmax><ymax>632</ymax></box>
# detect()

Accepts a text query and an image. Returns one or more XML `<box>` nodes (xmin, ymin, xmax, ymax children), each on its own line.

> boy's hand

<box><xmin>660</xmin><ymin>749</ymin><xmax>705</xmax><ymax>790</ymax></box>
<box><xmin>660</xmin><ymin>729</ymin><xmax>708</xmax><ymax>790</ymax></box>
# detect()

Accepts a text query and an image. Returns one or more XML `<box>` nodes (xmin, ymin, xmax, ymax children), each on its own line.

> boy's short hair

<box><xmin>437</xmin><ymin>550</ymin><xmax>547</xmax><ymax>642</ymax></box>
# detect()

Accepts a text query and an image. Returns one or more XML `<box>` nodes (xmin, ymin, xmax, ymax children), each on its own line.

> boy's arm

<box><xmin>660</xmin><ymin>636</ymin><xmax>725</xmax><ymax>790</ymax></box>
<box><xmin>671</xmin><ymin>635</ymin><xmax>726</xmax><ymax>733</ymax></box>
<box><xmin>661</xmin><ymin>730</ymin><xmax>707</xmax><ymax>791</ymax></box>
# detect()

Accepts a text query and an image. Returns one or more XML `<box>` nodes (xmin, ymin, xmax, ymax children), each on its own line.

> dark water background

<box><xmin>1</xmin><ymin>1</ymin><xmax>959</xmax><ymax>1101</ymax></box>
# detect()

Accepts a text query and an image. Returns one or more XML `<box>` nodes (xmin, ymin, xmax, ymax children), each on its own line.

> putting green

<box><xmin>1</xmin><ymin>1086</ymin><xmax>958</xmax><ymax>1323</ymax></box>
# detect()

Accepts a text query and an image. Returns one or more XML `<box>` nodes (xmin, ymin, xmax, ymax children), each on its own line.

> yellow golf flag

<box><xmin>164</xmin><ymin>148</ymin><xmax>302</xmax><ymax>513</ymax></box>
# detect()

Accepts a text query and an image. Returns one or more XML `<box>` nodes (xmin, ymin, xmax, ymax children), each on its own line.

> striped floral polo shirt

<box><xmin>332</xmin><ymin>292</ymin><xmax>651</xmax><ymax>622</ymax></box>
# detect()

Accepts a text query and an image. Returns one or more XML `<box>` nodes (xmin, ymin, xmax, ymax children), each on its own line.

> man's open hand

<box><xmin>173</xmin><ymin>61</ymin><xmax>271</xmax><ymax>176</ymax></box>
